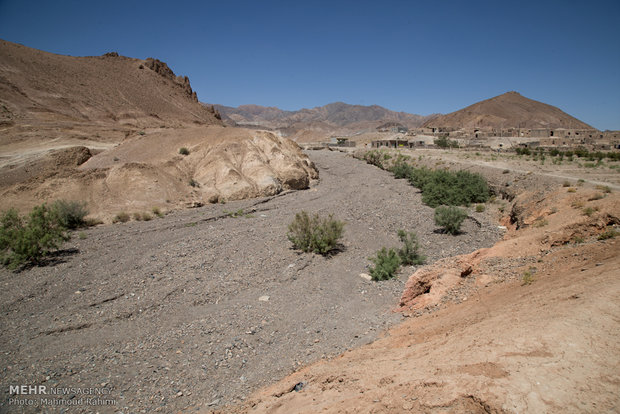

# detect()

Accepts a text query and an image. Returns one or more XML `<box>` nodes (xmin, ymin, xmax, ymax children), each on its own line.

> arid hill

<box><xmin>214</xmin><ymin>102</ymin><xmax>433</xmax><ymax>141</ymax></box>
<box><xmin>423</xmin><ymin>91</ymin><xmax>593</xmax><ymax>130</ymax></box>
<box><xmin>0</xmin><ymin>39</ymin><xmax>222</xmax><ymax>131</ymax></box>
<box><xmin>0</xmin><ymin>40</ymin><xmax>317</xmax><ymax>219</ymax></box>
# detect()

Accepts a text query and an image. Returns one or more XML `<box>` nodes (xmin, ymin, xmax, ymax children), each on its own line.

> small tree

<box><xmin>434</xmin><ymin>206</ymin><xmax>468</xmax><ymax>235</ymax></box>
<box><xmin>396</xmin><ymin>230</ymin><xmax>425</xmax><ymax>265</ymax></box>
<box><xmin>368</xmin><ymin>248</ymin><xmax>401</xmax><ymax>281</ymax></box>
<box><xmin>287</xmin><ymin>211</ymin><xmax>344</xmax><ymax>255</ymax></box>
<box><xmin>1</xmin><ymin>205</ymin><xmax>69</xmax><ymax>269</ymax></box>
<box><xmin>179</xmin><ymin>147</ymin><xmax>190</xmax><ymax>155</ymax></box>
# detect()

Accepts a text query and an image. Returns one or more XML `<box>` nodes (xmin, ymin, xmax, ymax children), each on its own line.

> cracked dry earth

<box><xmin>0</xmin><ymin>150</ymin><xmax>502</xmax><ymax>413</ymax></box>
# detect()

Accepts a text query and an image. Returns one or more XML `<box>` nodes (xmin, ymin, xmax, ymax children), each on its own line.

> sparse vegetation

<box><xmin>368</xmin><ymin>247</ymin><xmax>401</xmax><ymax>281</ymax></box>
<box><xmin>152</xmin><ymin>207</ymin><xmax>164</xmax><ymax>218</ymax></box>
<box><xmin>434</xmin><ymin>135</ymin><xmax>459</xmax><ymax>149</ymax></box>
<box><xmin>113</xmin><ymin>212</ymin><xmax>130</xmax><ymax>223</ymax></box>
<box><xmin>287</xmin><ymin>211</ymin><xmax>344</xmax><ymax>255</ymax></box>
<box><xmin>225</xmin><ymin>209</ymin><xmax>253</xmax><ymax>218</ymax></box>
<box><xmin>562</xmin><ymin>181</ymin><xmax>571</xmax><ymax>187</ymax></box>
<box><xmin>572</xmin><ymin>236</ymin><xmax>585</xmax><ymax>244</ymax></box>
<box><xmin>521</xmin><ymin>267</ymin><xmax>535</xmax><ymax>285</ymax></box>
<box><xmin>50</xmin><ymin>199</ymin><xmax>89</xmax><ymax>229</ymax></box>
<box><xmin>396</xmin><ymin>230</ymin><xmax>425</xmax><ymax>266</ymax></box>
<box><xmin>383</xmin><ymin>161</ymin><xmax>490</xmax><ymax>208</ymax></box>
<box><xmin>532</xmin><ymin>218</ymin><xmax>548</xmax><ymax>227</ymax></box>
<box><xmin>571</xmin><ymin>200</ymin><xmax>585</xmax><ymax>209</ymax></box>
<box><xmin>362</xmin><ymin>150</ymin><xmax>385</xmax><ymax>169</ymax></box>
<box><xmin>434</xmin><ymin>206</ymin><xmax>468</xmax><ymax>235</ymax></box>
<box><xmin>567</xmin><ymin>187</ymin><xmax>577</xmax><ymax>193</ymax></box>
<box><xmin>595</xmin><ymin>184</ymin><xmax>611</xmax><ymax>193</ymax></box>
<box><xmin>179</xmin><ymin>147</ymin><xmax>190</xmax><ymax>156</ymax></box>
<box><xmin>0</xmin><ymin>205</ymin><xmax>69</xmax><ymax>269</ymax></box>
<box><xmin>189</xmin><ymin>178</ymin><xmax>199</xmax><ymax>187</ymax></box>
<box><xmin>597</xmin><ymin>228</ymin><xmax>619</xmax><ymax>240</ymax></box>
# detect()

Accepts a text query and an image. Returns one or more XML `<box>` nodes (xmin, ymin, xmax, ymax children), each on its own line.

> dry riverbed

<box><xmin>0</xmin><ymin>150</ymin><xmax>503</xmax><ymax>413</ymax></box>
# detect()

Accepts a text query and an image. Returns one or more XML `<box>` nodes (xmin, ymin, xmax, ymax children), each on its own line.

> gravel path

<box><xmin>0</xmin><ymin>150</ymin><xmax>502</xmax><ymax>413</ymax></box>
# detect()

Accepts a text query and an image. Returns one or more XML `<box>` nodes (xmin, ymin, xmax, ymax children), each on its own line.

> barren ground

<box><xmin>0</xmin><ymin>150</ymin><xmax>502</xmax><ymax>413</ymax></box>
<box><xmin>212</xmin><ymin>148</ymin><xmax>620</xmax><ymax>414</ymax></box>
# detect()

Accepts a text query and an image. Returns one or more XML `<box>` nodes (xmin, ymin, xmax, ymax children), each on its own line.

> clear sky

<box><xmin>1</xmin><ymin>0</ymin><xmax>619</xmax><ymax>129</ymax></box>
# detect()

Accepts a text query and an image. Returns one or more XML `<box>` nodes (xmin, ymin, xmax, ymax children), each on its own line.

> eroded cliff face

<box><xmin>0</xmin><ymin>126</ymin><xmax>318</xmax><ymax>220</ymax></box>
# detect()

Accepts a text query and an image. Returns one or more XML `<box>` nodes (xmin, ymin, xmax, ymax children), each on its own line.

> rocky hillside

<box><xmin>0</xmin><ymin>40</ymin><xmax>318</xmax><ymax>218</ymax></box>
<box><xmin>0</xmin><ymin>39</ymin><xmax>222</xmax><ymax>130</ymax></box>
<box><xmin>423</xmin><ymin>91</ymin><xmax>593</xmax><ymax>130</ymax></box>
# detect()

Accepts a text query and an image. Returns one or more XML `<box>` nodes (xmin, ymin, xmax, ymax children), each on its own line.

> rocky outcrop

<box><xmin>144</xmin><ymin>57</ymin><xmax>198</xmax><ymax>101</ymax></box>
<box><xmin>398</xmin><ymin>250</ymin><xmax>486</xmax><ymax>311</ymax></box>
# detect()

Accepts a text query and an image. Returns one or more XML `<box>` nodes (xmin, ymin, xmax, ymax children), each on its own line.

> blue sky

<box><xmin>1</xmin><ymin>0</ymin><xmax>619</xmax><ymax>129</ymax></box>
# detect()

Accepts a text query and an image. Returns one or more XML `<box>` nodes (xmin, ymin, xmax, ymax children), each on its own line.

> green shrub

<box><xmin>415</xmin><ymin>169</ymin><xmax>489</xmax><ymax>208</ymax></box>
<box><xmin>389</xmin><ymin>161</ymin><xmax>414</xmax><ymax>179</ymax></box>
<box><xmin>113</xmin><ymin>212</ymin><xmax>130</xmax><ymax>223</ymax></box>
<box><xmin>179</xmin><ymin>147</ymin><xmax>190</xmax><ymax>155</ymax></box>
<box><xmin>522</xmin><ymin>268</ymin><xmax>535</xmax><ymax>285</ymax></box>
<box><xmin>50</xmin><ymin>199</ymin><xmax>89</xmax><ymax>229</ymax></box>
<box><xmin>368</xmin><ymin>247</ymin><xmax>401</xmax><ymax>281</ymax></box>
<box><xmin>434</xmin><ymin>135</ymin><xmax>459</xmax><ymax>148</ymax></box>
<box><xmin>396</xmin><ymin>230</ymin><xmax>425</xmax><ymax>265</ymax></box>
<box><xmin>0</xmin><ymin>205</ymin><xmax>69</xmax><ymax>269</ymax></box>
<box><xmin>598</xmin><ymin>228</ymin><xmax>619</xmax><ymax>240</ymax></box>
<box><xmin>434</xmin><ymin>206</ymin><xmax>468</xmax><ymax>235</ymax></box>
<box><xmin>362</xmin><ymin>150</ymin><xmax>384</xmax><ymax>169</ymax></box>
<box><xmin>582</xmin><ymin>207</ymin><xmax>598</xmax><ymax>217</ymax></box>
<box><xmin>151</xmin><ymin>207</ymin><xmax>164</xmax><ymax>218</ymax></box>
<box><xmin>287</xmin><ymin>211</ymin><xmax>344</xmax><ymax>255</ymax></box>
<box><xmin>475</xmin><ymin>204</ymin><xmax>485</xmax><ymax>213</ymax></box>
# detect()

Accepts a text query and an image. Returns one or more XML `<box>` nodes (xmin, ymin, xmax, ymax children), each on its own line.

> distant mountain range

<box><xmin>213</xmin><ymin>102</ymin><xmax>433</xmax><ymax>136</ymax></box>
<box><xmin>214</xmin><ymin>92</ymin><xmax>595</xmax><ymax>141</ymax></box>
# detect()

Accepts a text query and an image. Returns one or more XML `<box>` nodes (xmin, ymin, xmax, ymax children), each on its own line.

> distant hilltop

<box><xmin>422</xmin><ymin>91</ymin><xmax>593</xmax><ymax>130</ymax></box>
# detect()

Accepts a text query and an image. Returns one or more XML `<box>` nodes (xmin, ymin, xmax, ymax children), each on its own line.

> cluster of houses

<box><xmin>325</xmin><ymin>126</ymin><xmax>620</xmax><ymax>152</ymax></box>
